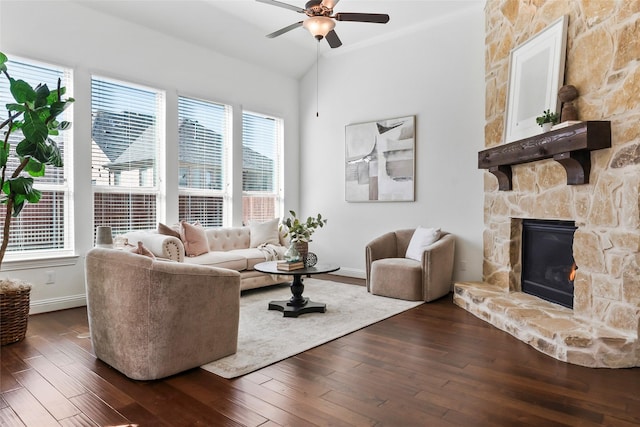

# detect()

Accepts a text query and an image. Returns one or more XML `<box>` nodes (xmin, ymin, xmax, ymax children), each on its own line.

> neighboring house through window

<box><xmin>0</xmin><ymin>57</ymin><xmax>73</xmax><ymax>259</ymax></box>
<box><xmin>91</xmin><ymin>77</ymin><xmax>163</xmax><ymax>235</ymax></box>
<box><xmin>242</xmin><ymin>111</ymin><xmax>283</xmax><ymax>224</ymax></box>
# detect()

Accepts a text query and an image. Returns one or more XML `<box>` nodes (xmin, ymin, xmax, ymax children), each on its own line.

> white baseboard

<box><xmin>330</xmin><ymin>267</ymin><xmax>366</xmax><ymax>280</ymax></box>
<box><xmin>30</xmin><ymin>294</ymin><xmax>87</xmax><ymax>315</ymax></box>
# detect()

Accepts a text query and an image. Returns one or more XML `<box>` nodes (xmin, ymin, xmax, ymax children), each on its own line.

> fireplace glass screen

<box><xmin>521</xmin><ymin>219</ymin><xmax>577</xmax><ymax>308</ymax></box>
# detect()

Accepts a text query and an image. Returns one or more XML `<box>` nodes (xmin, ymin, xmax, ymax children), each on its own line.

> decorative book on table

<box><xmin>277</xmin><ymin>260</ymin><xmax>304</xmax><ymax>271</ymax></box>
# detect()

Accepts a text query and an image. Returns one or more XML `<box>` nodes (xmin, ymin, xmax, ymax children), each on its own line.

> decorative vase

<box><xmin>284</xmin><ymin>243</ymin><xmax>301</xmax><ymax>262</ymax></box>
<box><xmin>305</xmin><ymin>252</ymin><xmax>318</xmax><ymax>267</ymax></box>
<box><xmin>95</xmin><ymin>226</ymin><xmax>113</xmax><ymax>247</ymax></box>
<box><xmin>293</xmin><ymin>241</ymin><xmax>309</xmax><ymax>264</ymax></box>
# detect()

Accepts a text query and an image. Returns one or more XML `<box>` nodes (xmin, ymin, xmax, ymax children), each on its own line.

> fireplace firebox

<box><xmin>521</xmin><ymin>219</ymin><xmax>577</xmax><ymax>308</ymax></box>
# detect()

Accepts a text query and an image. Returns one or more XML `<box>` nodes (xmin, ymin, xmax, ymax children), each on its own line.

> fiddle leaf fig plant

<box><xmin>0</xmin><ymin>52</ymin><xmax>74</xmax><ymax>267</ymax></box>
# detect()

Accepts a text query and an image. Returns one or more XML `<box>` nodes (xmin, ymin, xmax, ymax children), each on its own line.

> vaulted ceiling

<box><xmin>77</xmin><ymin>0</ymin><xmax>480</xmax><ymax>79</ymax></box>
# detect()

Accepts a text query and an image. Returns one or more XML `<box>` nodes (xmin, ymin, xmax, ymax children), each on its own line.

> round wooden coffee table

<box><xmin>254</xmin><ymin>261</ymin><xmax>340</xmax><ymax>318</ymax></box>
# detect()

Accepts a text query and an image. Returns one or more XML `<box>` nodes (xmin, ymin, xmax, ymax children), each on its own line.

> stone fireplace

<box><xmin>453</xmin><ymin>1</ymin><xmax>640</xmax><ymax>368</ymax></box>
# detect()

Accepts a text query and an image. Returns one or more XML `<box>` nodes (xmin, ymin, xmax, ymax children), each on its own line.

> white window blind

<box><xmin>91</xmin><ymin>77</ymin><xmax>163</xmax><ymax>235</ymax></box>
<box><xmin>177</xmin><ymin>96</ymin><xmax>231</xmax><ymax>227</ymax></box>
<box><xmin>0</xmin><ymin>58</ymin><xmax>72</xmax><ymax>256</ymax></box>
<box><xmin>242</xmin><ymin>111</ymin><xmax>283</xmax><ymax>224</ymax></box>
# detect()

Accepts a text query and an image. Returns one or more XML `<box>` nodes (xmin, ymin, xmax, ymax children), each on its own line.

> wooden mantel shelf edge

<box><xmin>478</xmin><ymin>121</ymin><xmax>611</xmax><ymax>191</ymax></box>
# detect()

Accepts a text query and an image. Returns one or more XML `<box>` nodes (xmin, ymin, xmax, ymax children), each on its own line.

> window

<box><xmin>91</xmin><ymin>77</ymin><xmax>163</xmax><ymax>235</ymax></box>
<box><xmin>242</xmin><ymin>111</ymin><xmax>283</xmax><ymax>224</ymax></box>
<box><xmin>0</xmin><ymin>58</ymin><xmax>73</xmax><ymax>258</ymax></box>
<box><xmin>178</xmin><ymin>96</ymin><xmax>231</xmax><ymax>227</ymax></box>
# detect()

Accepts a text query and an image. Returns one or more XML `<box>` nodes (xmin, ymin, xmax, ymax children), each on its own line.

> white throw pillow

<box><xmin>405</xmin><ymin>227</ymin><xmax>442</xmax><ymax>261</ymax></box>
<box><xmin>249</xmin><ymin>218</ymin><xmax>281</xmax><ymax>248</ymax></box>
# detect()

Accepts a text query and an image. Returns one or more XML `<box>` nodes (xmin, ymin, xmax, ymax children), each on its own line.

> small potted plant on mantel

<box><xmin>536</xmin><ymin>109</ymin><xmax>559</xmax><ymax>132</ymax></box>
<box><xmin>280</xmin><ymin>210</ymin><xmax>327</xmax><ymax>265</ymax></box>
<box><xmin>0</xmin><ymin>52</ymin><xmax>74</xmax><ymax>345</ymax></box>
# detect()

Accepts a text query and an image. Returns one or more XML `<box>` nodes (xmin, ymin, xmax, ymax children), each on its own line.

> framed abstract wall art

<box><xmin>345</xmin><ymin>115</ymin><xmax>415</xmax><ymax>202</ymax></box>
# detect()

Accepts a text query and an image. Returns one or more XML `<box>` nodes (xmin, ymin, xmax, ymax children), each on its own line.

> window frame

<box><xmin>177</xmin><ymin>95</ymin><xmax>232</xmax><ymax>228</ymax></box>
<box><xmin>0</xmin><ymin>55</ymin><xmax>75</xmax><ymax>263</ymax></box>
<box><xmin>241</xmin><ymin>110</ymin><xmax>284</xmax><ymax>224</ymax></box>
<box><xmin>90</xmin><ymin>75</ymin><xmax>165</xmax><ymax>235</ymax></box>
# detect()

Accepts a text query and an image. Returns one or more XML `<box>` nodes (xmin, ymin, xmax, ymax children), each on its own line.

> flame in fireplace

<box><xmin>569</xmin><ymin>262</ymin><xmax>577</xmax><ymax>282</ymax></box>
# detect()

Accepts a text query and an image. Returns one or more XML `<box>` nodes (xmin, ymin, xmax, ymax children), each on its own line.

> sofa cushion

<box><xmin>183</xmin><ymin>251</ymin><xmax>247</xmax><ymax>271</ymax></box>
<box><xmin>231</xmin><ymin>247</ymin><xmax>286</xmax><ymax>270</ymax></box>
<box><xmin>370</xmin><ymin>258</ymin><xmax>423</xmax><ymax>300</ymax></box>
<box><xmin>249</xmin><ymin>218</ymin><xmax>281</xmax><ymax>248</ymax></box>
<box><xmin>405</xmin><ymin>227</ymin><xmax>441</xmax><ymax>261</ymax></box>
<box><xmin>130</xmin><ymin>241</ymin><xmax>156</xmax><ymax>259</ymax></box>
<box><xmin>181</xmin><ymin>221</ymin><xmax>209</xmax><ymax>257</ymax></box>
<box><xmin>158</xmin><ymin>222</ymin><xmax>181</xmax><ymax>239</ymax></box>
<box><xmin>206</xmin><ymin>227</ymin><xmax>251</xmax><ymax>251</ymax></box>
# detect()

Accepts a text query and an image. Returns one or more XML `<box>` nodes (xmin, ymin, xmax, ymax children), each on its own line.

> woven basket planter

<box><xmin>0</xmin><ymin>279</ymin><xmax>31</xmax><ymax>346</ymax></box>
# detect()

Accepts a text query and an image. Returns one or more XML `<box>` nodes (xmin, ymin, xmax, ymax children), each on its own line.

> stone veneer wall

<box><xmin>482</xmin><ymin>0</ymin><xmax>640</xmax><ymax>337</ymax></box>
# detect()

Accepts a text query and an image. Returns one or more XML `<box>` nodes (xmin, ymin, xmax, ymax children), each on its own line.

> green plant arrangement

<box><xmin>535</xmin><ymin>109</ymin><xmax>559</xmax><ymax>127</ymax></box>
<box><xmin>0</xmin><ymin>52</ymin><xmax>74</xmax><ymax>267</ymax></box>
<box><xmin>280</xmin><ymin>210</ymin><xmax>327</xmax><ymax>243</ymax></box>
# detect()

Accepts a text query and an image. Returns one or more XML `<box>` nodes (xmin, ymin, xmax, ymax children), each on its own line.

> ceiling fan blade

<box><xmin>266</xmin><ymin>21</ymin><xmax>304</xmax><ymax>38</ymax></box>
<box><xmin>325</xmin><ymin>29</ymin><xmax>342</xmax><ymax>48</ymax></box>
<box><xmin>322</xmin><ymin>0</ymin><xmax>340</xmax><ymax>9</ymax></box>
<box><xmin>256</xmin><ymin>0</ymin><xmax>306</xmax><ymax>14</ymax></box>
<box><xmin>335</xmin><ymin>13</ymin><xmax>390</xmax><ymax>24</ymax></box>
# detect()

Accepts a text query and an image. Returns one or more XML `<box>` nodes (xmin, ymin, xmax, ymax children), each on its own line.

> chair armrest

<box><xmin>421</xmin><ymin>233</ymin><xmax>456</xmax><ymax>301</ymax></box>
<box><xmin>125</xmin><ymin>231</ymin><xmax>185</xmax><ymax>262</ymax></box>
<box><xmin>365</xmin><ymin>232</ymin><xmax>398</xmax><ymax>290</ymax></box>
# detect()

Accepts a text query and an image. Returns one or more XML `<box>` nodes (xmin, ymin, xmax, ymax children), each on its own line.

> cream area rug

<box><xmin>201</xmin><ymin>278</ymin><xmax>423</xmax><ymax>379</ymax></box>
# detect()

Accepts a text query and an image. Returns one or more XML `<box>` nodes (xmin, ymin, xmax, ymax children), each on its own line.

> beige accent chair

<box><xmin>85</xmin><ymin>247</ymin><xmax>241</xmax><ymax>380</ymax></box>
<box><xmin>365</xmin><ymin>229</ymin><xmax>455</xmax><ymax>301</ymax></box>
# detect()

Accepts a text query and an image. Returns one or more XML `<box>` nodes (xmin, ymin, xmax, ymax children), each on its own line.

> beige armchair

<box><xmin>85</xmin><ymin>247</ymin><xmax>241</xmax><ymax>380</ymax></box>
<box><xmin>365</xmin><ymin>229</ymin><xmax>455</xmax><ymax>301</ymax></box>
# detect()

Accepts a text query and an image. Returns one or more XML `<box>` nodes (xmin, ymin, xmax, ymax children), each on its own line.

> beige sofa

<box><xmin>85</xmin><ymin>247</ymin><xmax>240</xmax><ymax>380</ymax></box>
<box><xmin>124</xmin><ymin>225</ymin><xmax>289</xmax><ymax>291</ymax></box>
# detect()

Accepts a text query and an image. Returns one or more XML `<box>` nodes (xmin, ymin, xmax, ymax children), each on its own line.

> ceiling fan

<box><xmin>256</xmin><ymin>0</ymin><xmax>390</xmax><ymax>48</ymax></box>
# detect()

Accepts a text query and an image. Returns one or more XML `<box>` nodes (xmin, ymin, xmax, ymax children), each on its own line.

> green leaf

<box><xmin>25</xmin><ymin>158</ymin><xmax>45</xmax><ymax>177</ymax></box>
<box><xmin>49</xmin><ymin>100</ymin><xmax>70</xmax><ymax>119</ymax></box>
<box><xmin>46</xmin><ymin>138</ymin><xmax>63</xmax><ymax>167</ymax></box>
<box><xmin>5</xmin><ymin>103</ymin><xmax>25</xmax><ymax>112</ymax></box>
<box><xmin>34</xmin><ymin>84</ymin><xmax>50</xmax><ymax>108</ymax></box>
<box><xmin>0</xmin><ymin>143</ymin><xmax>9</xmax><ymax>168</ymax></box>
<box><xmin>7</xmin><ymin>176</ymin><xmax>34</xmax><ymax>196</ymax></box>
<box><xmin>12</xmin><ymin>198</ymin><xmax>25</xmax><ymax>216</ymax></box>
<box><xmin>22</xmin><ymin>110</ymin><xmax>48</xmax><ymax>145</ymax></box>
<box><xmin>0</xmin><ymin>52</ymin><xmax>7</xmax><ymax>71</ymax></box>
<box><xmin>10</xmin><ymin>78</ymin><xmax>36</xmax><ymax>104</ymax></box>
<box><xmin>16</xmin><ymin>138</ymin><xmax>40</xmax><ymax>161</ymax></box>
<box><xmin>58</xmin><ymin>121</ymin><xmax>71</xmax><ymax>130</ymax></box>
<box><xmin>26</xmin><ymin>188</ymin><xmax>41</xmax><ymax>203</ymax></box>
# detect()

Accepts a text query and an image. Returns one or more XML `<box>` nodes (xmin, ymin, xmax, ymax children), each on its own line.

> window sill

<box><xmin>1</xmin><ymin>254</ymin><xmax>80</xmax><ymax>272</ymax></box>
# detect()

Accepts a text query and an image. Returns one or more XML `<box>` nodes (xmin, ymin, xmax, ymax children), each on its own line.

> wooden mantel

<box><xmin>478</xmin><ymin>121</ymin><xmax>611</xmax><ymax>191</ymax></box>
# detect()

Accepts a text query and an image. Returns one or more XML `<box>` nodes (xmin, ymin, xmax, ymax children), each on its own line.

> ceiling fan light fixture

<box><xmin>303</xmin><ymin>16</ymin><xmax>335</xmax><ymax>40</ymax></box>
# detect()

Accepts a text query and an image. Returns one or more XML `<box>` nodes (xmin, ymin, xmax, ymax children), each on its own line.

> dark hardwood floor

<box><xmin>2</xmin><ymin>276</ymin><xmax>639</xmax><ymax>426</ymax></box>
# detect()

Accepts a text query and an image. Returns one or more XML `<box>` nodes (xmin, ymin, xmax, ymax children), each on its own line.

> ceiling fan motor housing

<box><xmin>305</xmin><ymin>0</ymin><xmax>332</xmax><ymax>17</ymax></box>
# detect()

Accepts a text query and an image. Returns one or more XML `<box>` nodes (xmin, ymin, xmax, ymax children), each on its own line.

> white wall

<box><xmin>0</xmin><ymin>0</ymin><xmax>300</xmax><ymax>312</ymax></box>
<box><xmin>298</xmin><ymin>4</ymin><xmax>486</xmax><ymax>281</ymax></box>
